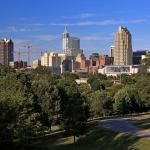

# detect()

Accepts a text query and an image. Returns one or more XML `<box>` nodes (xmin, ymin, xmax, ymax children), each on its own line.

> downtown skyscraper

<box><xmin>62</xmin><ymin>27</ymin><xmax>82</xmax><ymax>57</ymax></box>
<box><xmin>0</xmin><ymin>38</ymin><xmax>14</xmax><ymax>66</ymax></box>
<box><xmin>114</xmin><ymin>27</ymin><xmax>133</xmax><ymax>65</ymax></box>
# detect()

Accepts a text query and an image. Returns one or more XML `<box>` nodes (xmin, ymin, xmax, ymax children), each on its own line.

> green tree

<box><xmin>58</xmin><ymin>79</ymin><xmax>89</xmax><ymax>143</ymax></box>
<box><xmin>32</xmin><ymin>79</ymin><xmax>60</xmax><ymax>131</ymax></box>
<box><xmin>0</xmin><ymin>64</ymin><xmax>15</xmax><ymax>76</ymax></box>
<box><xmin>89</xmin><ymin>91</ymin><xmax>112</xmax><ymax>117</ymax></box>
<box><xmin>90</xmin><ymin>80</ymin><xmax>105</xmax><ymax>91</ymax></box>
<box><xmin>32</xmin><ymin>66</ymin><xmax>51</xmax><ymax>74</ymax></box>
<box><xmin>113</xmin><ymin>87</ymin><xmax>142</xmax><ymax>115</ymax></box>
<box><xmin>134</xmin><ymin>75</ymin><xmax>150</xmax><ymax>111</ymax></box>
<box><xmin>78</xmin><ymin>83</ymin><xmax>91</xmax><ymax>96</ymax></box>
<box><xmin>119</xmin><ymin>74</ymin><xmax>136</xmax><ymax>85</ymax></box>
<box><xmin>62</xmin><ymin>72</ymin><xmax>79</xmax><ymax>80</ymax></box>
<box><xmin>87</xmin><ymin>73</ymin><xmax>107</xmax><ymax>85</ymax></box>
<box><xmin>15</xmin><ymin>108</ymin><xmax>44</xmax><ymax>144</ymax></box>
<box><xmin>0</xmin><ymin>72</ymin><xmax>32</xmax><ymax>148</ymax></box>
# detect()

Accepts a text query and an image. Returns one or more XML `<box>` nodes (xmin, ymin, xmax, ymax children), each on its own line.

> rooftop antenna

<box><xmin>64</xmin><ymin>26</ymin><xmax>68</xmax><ymax>33</ymax></box>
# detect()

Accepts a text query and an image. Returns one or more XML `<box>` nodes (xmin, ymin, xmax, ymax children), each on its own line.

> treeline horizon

<box><xmin>0</xmin><ymin>55</ymin><xmax>149</xmax><ymax>149</ymax></box>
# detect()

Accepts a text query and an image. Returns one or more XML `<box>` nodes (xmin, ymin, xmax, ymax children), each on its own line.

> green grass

<box><xmin>26</xmin><ymin>125</ymin><xmax>150</xmax><ymax>150</ymax></box>
<box><xmin>134</xmin><ymin>122</ymin><xmax>150</xmax><ymax>129</ymax></box>
<box><xmin>129</xmin><ymin>114</ymin><xmax>150</xmax><ymax>121</ymax></box>
<box><xmin>130</xmin><ymin>115</ymin><xmax>150</xmax><ymax>130</ymax></box>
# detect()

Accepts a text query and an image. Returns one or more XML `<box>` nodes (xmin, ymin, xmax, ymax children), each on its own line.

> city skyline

<box><xmin>0</xmin><ymin>0</ymin><xmax>150</xmax><ymax>62</ymax></box>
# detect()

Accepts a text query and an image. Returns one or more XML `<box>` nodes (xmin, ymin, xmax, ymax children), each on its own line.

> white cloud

<box><xmin>62</xmin><ymin>13</ymin><xmax>95</xmax><ymax>19</ymax></box>
<box><xmin>26</xmin><ymin>23</ymin><xmax>46</xmax><ymax>26</ymax></box>
<box><xmin>0</xmin><ymin>26</ymin><xmax>41</xmax><ymax>33</ymax></box>
<box><xmin>13</xmin><ymin>39</ymin><xmax>31</xmax><ymax>49</ymax></box>
<box><xmin>50</xmin><ymin>19</ymin><xmax>146</xmax><ymax>26</ymax></box>
<box><xmin>34</xmin><ymin>35</ymin><xmax>59</xmax><ymax>41</ymax></box>
<box><xmin>81</xmin><ymin>35</ymin><xmax>113</xmax><ymax>41</ymax></box>
<box><xmin>8</xmin><ymin>26</ymin><xmax>32</xmax><ymax>32</ymax></box>
<box><xmin>79</xmin><ymin>13</ymin><xmax>95</xmax><ymax>18</ymax></box>
<box><xmin>14</xmin><ymin>39</ymin><xmax>29</xmax><ymax>45</ymax></box>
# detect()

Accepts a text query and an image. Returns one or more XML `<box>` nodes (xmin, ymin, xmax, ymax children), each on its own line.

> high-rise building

<box><xmin>110</xmin><ymin>45</ymin><xmax>115</xmax><ymax>57</ymax></box>
<box><xmin>62</xmin><ymin>27</ymin><xmax>82</xmax><ymax>56</ymax></box>
<box><xmin>62</xmin><ymin>27</ymin><xmax>70</xmax><ymax>53</ymax></box>
<box><xmin>114</xmin><ymin>27</ymin><xmax>132</xmax><ymax>65</ymax></box>
<box><xmin>0</xmin><ymin>38</ymin><xmax>14</xmax><ymax>66</ymax></box>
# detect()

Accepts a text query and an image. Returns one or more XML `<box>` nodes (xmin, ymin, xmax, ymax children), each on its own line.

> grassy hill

<box><xmin>21</xmin><ymin>125</ymin><xmax>150</xmax><ymax>150</ymax></box>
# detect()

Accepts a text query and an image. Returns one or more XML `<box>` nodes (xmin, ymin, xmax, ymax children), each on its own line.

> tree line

<box><xmin>0</xmin><ymin>56</ymin><xmax>149</xmax><ymax>149</ymax></box>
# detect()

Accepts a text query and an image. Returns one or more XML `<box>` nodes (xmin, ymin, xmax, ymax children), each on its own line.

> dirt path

<box><xmin>99</xmin><ymin>117</ymin><xmax>150</xmax><ymax>138</ymax></box>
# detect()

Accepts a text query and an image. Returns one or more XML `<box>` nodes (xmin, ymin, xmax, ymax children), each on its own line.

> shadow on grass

<box><xmin>130</xmin><ymin>117</ymin><xmax>150</xmax><ymax>130</ymax></box>
<box><xmin>18</xmin><ymin>127</ymin><xmax>141</xmax><ymax>150</ymax></box>
<box><xmin>134</xmin><ymin>122</ymin><xmax>150</xmax><ymax>130</ymax></box>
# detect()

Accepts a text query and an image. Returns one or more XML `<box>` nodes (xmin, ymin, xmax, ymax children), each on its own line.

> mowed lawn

<box><xmin>28</xmin><ymin>126</ymin><xmax>150</xmax><ymax>150</ymax></box>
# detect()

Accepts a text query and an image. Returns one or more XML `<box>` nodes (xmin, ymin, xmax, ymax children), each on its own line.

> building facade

<box><xmin>41</xmin><ymin>52</ymin><xmax>61</xmax><ymax>67</ymax></box>
<box><xmin>97</xmin><ymin>55</ymin><xmax>114</xmax><ymax>66</ymax></box>
<box><xmin>0</xmin><ymin>38</ymin><xmax>13</xmax><ymax>66</ymax></box>
<box><xmin>114</xmin><ymin>27</ymin><xmax>132</xmax><ymax>65</ymax></box>
<box><xmin>110</xmin><ymin>45</ymin><xmax>115</xmax><ymax>57</ymax></box>
<box><xmin>62</xmin><ymin>27</ymin><xmax>81</xmax><ymax>56</ymax></box>
<box><xmin>133</xmin><ymin>50</ymin><xmax>148</xmax><ymax>65</ymax></box>
<box><xmin>32</xmin><ymin>59</ymin><xmax>41</xmax><ymax>69</ymax></box>
<box><xmin>98</xmin><ymin>65</ymin><xmax>140</xmax><ymax>76</ymax></box>
<box><xmin>9</xmin><ymin>61</ymin><xmax>27</xmax><ymax>69</ymax></box>
<box><xmin>89</xmin><ymin>53</ymin><xmax>99</xmax><ymax>67</ymax></box>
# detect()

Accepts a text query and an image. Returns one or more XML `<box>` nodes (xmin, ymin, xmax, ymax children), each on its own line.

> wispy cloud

<box><xmin>62</xmin><ymin>13</ymin><xmax>95</xmax><ymax>19</ymax></box>
<box><xmin>13</xmin><ymin>39</ymin><xmax>31</xmax><ymax>52</ymax></box>
<box><xmin>81</xmin><ymin>35</ymin><xmax>113</xmax><ymax>41</ymax></box>
<box><xmin>50</xmin><ymin>19</ymin><xmax>146</xmax><ymax>26</ymax></box>
<box><xmin>34</xmin><ymin>35</ymin><xmax>59</xmax><ymax>41</ymax></box>
<box><xmin>14</xmin><ymin>39</ymin><xmax>30</xmax><ymax>45</ymax></box>
<box><xmin>79</xmin><ymin>13</ymin><xmax>96</xmax><ymax>19</ymax></box>
<box><xmin>25</xmin><ymin>23</ymin><xmax>46</xmax><ymax>26</ymax></box>
<box><xmin>0</xmin><ymin>26</ymin><xmax>40</xmax><ymax>33</ymax></box>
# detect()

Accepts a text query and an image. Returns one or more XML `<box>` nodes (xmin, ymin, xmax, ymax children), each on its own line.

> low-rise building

<box><xmin>98</xmin><ymin>65</ymin><xmax>140</xmax><ymax>76</ymax></box>
<box><xmin>75</xmin><ymin>78</ymin><xmax>88</xmax><ymax>85</ymax></box>
<box><xmin>97</xmin><ymin>55</ymin><xmax>114</xmax><ymax>66</ymax></box>
<box><xmin>41</xmin><ymin>52</ymin><xmax>61</xmax><ymax>67</ymax></box>
<box><xmin>32</xmin><ymin>59</ymin><xmax>41</xmax><ymax>69</ymax></box>
<box><xmin>9</xmin><ymin>61</ymin><xmax>27</xmax><ymax>69</ymax></box>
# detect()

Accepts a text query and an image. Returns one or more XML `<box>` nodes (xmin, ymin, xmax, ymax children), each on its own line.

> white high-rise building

<box><xmin>62</xmin><ymin>27</ymin><xmax>81</xmax><ymax>56</ymax></box>
<box><xmin>62</xmin><ymin>27</ymin><xmax>70</xmax><ymax>53</ymax></box>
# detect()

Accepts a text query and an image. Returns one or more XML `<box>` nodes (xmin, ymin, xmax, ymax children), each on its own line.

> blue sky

<box><xmin>0</xmin><ymin>0</ymin><xmax>150</xmax><ymax>62</ymax></box>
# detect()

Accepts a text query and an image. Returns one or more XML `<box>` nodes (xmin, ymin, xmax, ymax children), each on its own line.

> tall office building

<box><xmin>62</xmin><ymin>27</ymin><xmax>70</xmax><ymax>53</ymax></box>
<box><xmin>110</xmin><ymin>45</ymin><xmax>115</xmax><ymax>57</ymax></box>
<box><xmin>114</xmin><ymin>27</ymin><xmax>132</xmax><ymax>65</ymax></box>
<box><xmin>62</xmin><ymin>27</ymin><xmax>81</xmax><ymax>56</ymax></box>
<box><xmin>0</xmin><ymin>38</ymin><xmax>14</xmax><ymax>66</ymax></box>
